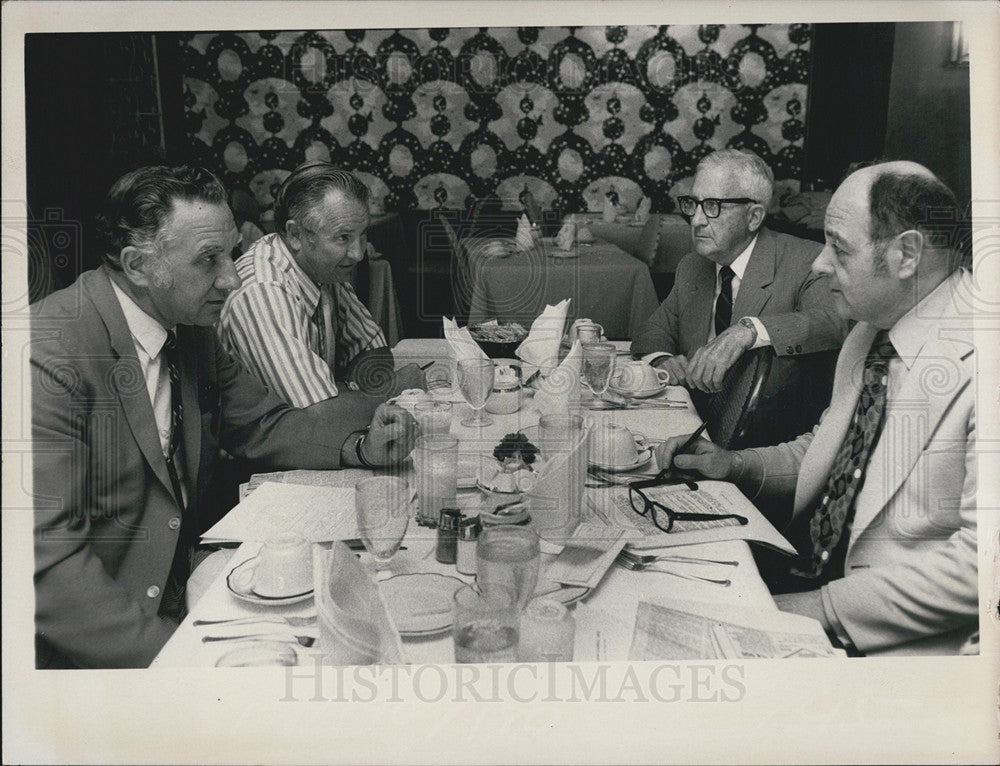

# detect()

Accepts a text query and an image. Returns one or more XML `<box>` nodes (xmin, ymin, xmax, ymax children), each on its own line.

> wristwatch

<box><xmin>738</xmin><ymin>317</ymin><xmax>758</xmax><ymax>345</ymax></box>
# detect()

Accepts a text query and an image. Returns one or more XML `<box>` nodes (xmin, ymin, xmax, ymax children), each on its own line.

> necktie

<box><xmin>162</xmin><ymin>329</ymin><xmax>185</xmax><ymax>511</ymax></box>
<box><xmin>317</xmin><ymin>285</ymin><xmax>338</xmax><ymax>370</ymax></box>
<box><xmin>794</xmin><ymin>330</ymin><xmax>896</xmax><ymax>580</ymax></box>
<box><xmin>715</xmin><ymin>265</ymin><xmax>735</xmax><ymax>338</ymax></box>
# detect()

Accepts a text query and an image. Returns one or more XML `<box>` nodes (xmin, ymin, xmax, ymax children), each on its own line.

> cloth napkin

<box><xmin>555</xmin><ymin>217</ymin><xmax>576</xmax><ymax>251</ymax></box>
<box><xmin>515</xmin><ymin>213</ymin><xmax>534</xmax><ymax>251</ymax></box>
<box><xmin>634</xmin><ymin>197</ymin><xmax>651</xmax><ymax>224</ymax></box>
<box><xmin>313</xmin><ymin>542</ymin><xmax>406</xmax><ymax>666</ymax></box>
<box><xmin>533</xmin><ymin>339</ymin><xmax>583</xmax><ymax>415</ymax></box>
<box><xmin>515</xmin><ymin>299</ymin><xmax>570</xmax><ymax>372</ymax></box>
<box><xmin>524</xmin><ymin>414</ymin><xmax>593</xmax><ymax>539</ymax></box>
<box><xmin>443</xmin><ymin>316</ymin><xmax>489</xmax><ymax>362</ymax></box>
<box><xmin>602</xmin><ymin>196</ymin><xmax>617</xmax><ymax>223</ymax></box>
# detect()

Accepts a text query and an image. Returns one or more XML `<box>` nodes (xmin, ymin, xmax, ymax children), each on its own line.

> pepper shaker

<box><xmin>436</xmin><ymin>508</ymin><xmax>462</xmax><ymax>564</ymax></box>
<box><xmin>456</xmin><ymin>516</ymin><xmax>481</xmax><ymax>575</ymax></box>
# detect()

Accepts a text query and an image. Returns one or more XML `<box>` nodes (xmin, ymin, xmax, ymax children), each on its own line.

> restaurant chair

<box><xmin>703</xmin><ymin>346</ymin><xmax>775</xmax><ymax>450</ymax></box>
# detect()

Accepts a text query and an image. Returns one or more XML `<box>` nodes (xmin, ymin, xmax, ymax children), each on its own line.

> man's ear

<box><xmin>747</xmin><ymin>203</ymin><xmax>767</xmax><ymax>233</ymax></box>
<box><xmin>284</xmin><ymin>219</ymin><xmax>305</xmax><ymax>252</ymax></box>
<box><xmin>119</xmin><ymin>246</ymin><xmax>154</xmax><ymax>288</ymax></box>
<box><xmin>894</xmin><ymin>229</ymin><xmax>924</xmax><ymax>280</ymax></box>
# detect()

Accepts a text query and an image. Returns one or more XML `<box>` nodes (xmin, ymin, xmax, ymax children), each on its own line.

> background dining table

<box><xmin>462</xmin><ymin>237</ymin><xmax>660</xmax><ymax>340</ymax></box>
<box><xmin>151</xmin><ymin>340</ymin><xmax>783</xmax><ymax>668</ymax></box>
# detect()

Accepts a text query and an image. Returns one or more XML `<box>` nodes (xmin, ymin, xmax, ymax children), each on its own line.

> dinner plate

<box><xmin>608</xmin><ymin>382</ymin><xmax>668</xmax><ymax>399</ymax></box>
<box><xmin>380</xmin><ymin>573</ymin><xmax>465</xmax><ymax>636</ymax></box>
<box><xmin>227</xmin><ymin>558</ymin><xmax>314</xmax><ymax>607</ymax></box>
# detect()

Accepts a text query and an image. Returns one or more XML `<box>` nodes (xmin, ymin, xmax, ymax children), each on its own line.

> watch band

<box><xmin>738</xmin><ymin>316</ymin><xmax>758</xmax><ymax>343</ymax></box>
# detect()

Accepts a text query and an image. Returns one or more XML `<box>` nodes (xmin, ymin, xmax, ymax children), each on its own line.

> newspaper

<box><xmin>239</xmin><ymin>468</ymin><xmax>373</xmax><ymax>501</ymax></box>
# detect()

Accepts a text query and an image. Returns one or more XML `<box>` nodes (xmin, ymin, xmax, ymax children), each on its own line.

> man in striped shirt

<box><xmin>218</xmin><ymin>162</ymin><xmax>423</xmax><ymax>407</ymax></box>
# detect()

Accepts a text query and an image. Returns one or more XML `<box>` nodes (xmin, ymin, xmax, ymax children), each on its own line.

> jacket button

<box><xmin>785</xmin><ymin>345</ymin><xmax>794</xmax><ymax>354</ymax></box>
<box><xmin>146</xmin><ymin>585</ymin><xmax>161</xmax><ymax>599</ymax></box>
<box><xmin>168</xmin><ymin>517</ymin><xmax>181</xmax><ymax>530</ymax></box>
<box><xmin>795</xmin><ymin>344</ymin><xmax>802</xmax><ymax>353</ymax></box>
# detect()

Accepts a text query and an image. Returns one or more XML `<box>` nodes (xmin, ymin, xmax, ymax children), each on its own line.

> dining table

<box><xmin>462</xmin><ymin>236</ymin><xmax>660</xmax><ymax>341</ymax></box>
<box><xmin>151</xmin><ymin>340</ymin><xmax>783</xmax><ymax>668</ymax></box>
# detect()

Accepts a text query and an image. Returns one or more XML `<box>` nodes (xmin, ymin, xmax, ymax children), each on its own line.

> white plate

<box><xmin>589</xmin><ymin>448</ymin><xmax>653</xmax><ymax>473</ymax></box>
<box><xmin>227</xmin><ymin>558</ymin><xmax>314</xmax><ymax>607</ymax></box>
<box><xmin>532</xmin><ymin>585</ymin><xmax>592</xmax><ymax>606</ymax></box>
<box><xmin>380</xmin><ymin>573</ymin><xmax>465</xmax><ymax>636</ymax></box>
<box><xmin>608</xmin><ymin>382</ymin><xmax>667</xmax><ymax>399</ymax></box>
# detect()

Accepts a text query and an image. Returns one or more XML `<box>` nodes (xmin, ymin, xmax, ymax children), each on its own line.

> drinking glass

<box><xmin>412</xmin><ymin>435</ymin><xmax>459</xmax><ymax>526</ymax></box>
<box><xmin>536</xmin><ymin>414</ymin><xmax>588</xmax><ymax>541</ymax></box>
<box><xmin>517</xmin><ymin>598</ymin><xmax>576</xmax><ymax>662</ymax></box>
<box><xmin>581</xmin><ymin>342</ymin><xmax>616</xmax><ymax>398</ymax></box>
<box><xmin>475</xmin><ymin>526</ymin><xmax>541</xmax><ymax>612</ymax></box>
<box><xmin>452</xmin><ymin>584</ymin><xmax>519</xmax><ymax>664</ymax></box>
<box><xmin>414</xmin><ymin>401</ymin><xmax>453</xmax><ymax>437</ymax></box>
<box><xmin>457</xmin><ymin>358</ymin><xmax>495</xmax><ymax>427</ymax></box>
<box><xmin>354</xmin><ymin>476</ymin><xmax>410</xmax><ymax>567</ymax></box>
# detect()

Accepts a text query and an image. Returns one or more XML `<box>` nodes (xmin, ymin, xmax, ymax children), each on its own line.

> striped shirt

<box><xmin>218</xmin><ymin>233</ymin><xmax>386</xmax><ymax>407</ymax></box>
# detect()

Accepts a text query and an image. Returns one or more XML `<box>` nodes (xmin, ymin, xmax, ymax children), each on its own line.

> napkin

<box><xmin>515</xmin><ymin>299</ymin><xmax>570</xmax><ymax>372</ymax></box>
<box><xmin>634</xmin><ymin>197</ymin><xmax>651</xmax><ymax>224</ymax></box>
<box><xmin>515</xmin><ymin>213</ymin><xmax>534</xmax><ymax>251</ymax></box>
<box><xmin>443</xmin><ymin>316</ymin><xmax>489</xmax><ymax>363</ymax></box>
<box><xmin>313</xmin><ymin>542</ymin><xmax>407</xmax><ymax>666</ymax></box>
<box><xmin>533</xmin><ymin>339</ymin><xmax>583</xmax><ymax>415</ymax></box>
<box><xmin>602</xmin><ymin>195</ymin><xmax>617</xmax><ymax>223</ymax></box>
<box><xmin>555</xmin><ymin>217</ymin><xmax>576</xmax><ymax>251</ymax></box>
<box><xmin>524</xmin><ymin>415</ymin><xmax>593</xmax><ymax>539</ymax></box>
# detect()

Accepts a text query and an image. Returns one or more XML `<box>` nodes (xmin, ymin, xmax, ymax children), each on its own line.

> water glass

<box><xmin>475</xmin><ymin>526</ymin><xmax>540</xmax><ymax>612</ymax></box>
<box><xmin>354</xmin><ymin>476</ymin><xmax>410</xmax><ymax>566</ymax></box>
<box><xmin>412</xmin><ymin>435</ymin><xmax>459</xmax><ymax>526</ymax></box>
<box><xmin>452</xmin><ymin>584</ymin><xmax>519</xmax><ymax>664</ymax></box>
<box><xmin>517</xmin><ymin>598</ymin><xmax>576</xmax><ymax>663</ymax></box>
<box><xmin>457</xmin><ymin>358</ymin><xmax>495</xmax><ymax>427</ymax></box>
<box><xmin>414</xmin><ymin>401</ymin><xmax>453</xmax><ymax>437</ymax></box>
<box><xmin>581</xmin><ymin>342</ymin><xmax>616</xmax><ymax>397</ymax></box>
<box><xmin>535</xmin><ymin>414</ymin><xmax>588</xmax><ymax>541</ymax></box>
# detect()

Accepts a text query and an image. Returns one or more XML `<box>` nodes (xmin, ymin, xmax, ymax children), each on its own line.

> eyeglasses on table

<box><xmin>627</xmin><ymin>468</ymin><xmax>748</xmax><ymax>533</ymax></box>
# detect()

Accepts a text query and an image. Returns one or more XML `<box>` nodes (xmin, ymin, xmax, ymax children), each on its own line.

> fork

<box><xmin>615</xmin><ymin>554</ymin><xmax>731</xmax><ymax>586</ymax></box>
<box><xmin>192</xmin><ymin>615</ymin><xmax>317</xmax><ymax>628</ymax></box>
<box><xmin>619</xmin><ymin>550</ymin><xmax>739</xmax><ymax>568</ymax></box>
<box><xmin>202</xmin><ymin>633</ymin><xmax>316</xmax><ymax>647</ymax></box>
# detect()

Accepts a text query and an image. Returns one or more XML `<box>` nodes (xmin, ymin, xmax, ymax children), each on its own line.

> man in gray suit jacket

<box><xmin>632</xmin><ymin>149</ymin><xmax>848</xmax><ymax>444</ymax></box>
<box><xmin>654</xmin><ymin>161</ymin><xmax>977</xmax><ymax>655</ymax></box>
<box><xmin>31</xmin><ymin>166</ymin><xmax>417</xmax><ymax>668</ymax></box>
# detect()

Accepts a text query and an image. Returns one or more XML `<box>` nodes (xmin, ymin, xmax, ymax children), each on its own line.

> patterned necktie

<box><xmin>715</xmin><ymin>265</ymin><xmax>735</xmax><ymax>338</ymax></box>
<box><xmin>794</xmin><ymin>330</ymin><xmax>896</xmax><ymax>580</ymax></box>
<box><xmin>162</xmin><ymin>329</ymin><xmax>185</xmax><ymax>511</ymax></box>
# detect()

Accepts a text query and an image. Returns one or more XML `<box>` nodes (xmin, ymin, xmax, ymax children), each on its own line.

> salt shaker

<box><xmin>456</xmin><ymin>516</ymin><xmax>481</xmax><ymax>575</ymax></box>
<box><xmin>436</xmin><ymin>508</ymin><xmax>462</xmax><ymax>564</ymax></box>
<box><xmin>517</xmin><ymin>598</ymin><xmax>575</xmax><ymax>662</ymax></box>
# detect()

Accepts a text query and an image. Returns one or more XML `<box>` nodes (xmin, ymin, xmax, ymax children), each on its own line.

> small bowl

<box><xmin>468</xmin><ymin>323</ymin><xmax>529</xmax><ymax>359</ymax></box>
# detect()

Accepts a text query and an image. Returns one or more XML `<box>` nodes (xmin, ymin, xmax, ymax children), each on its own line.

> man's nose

<box><xmin>690</xmin><ymin>204</ymin><xmax>708</xmax><ymax>228</ymax></box>
<box><xmin>812</xmin><ymin>244</ymin><xmax>834</xmax><ymax>276</ymax></box>
<box><xmin>346</xmin><ymin>238</ymin><xmax>366</xmax><ymax>262</ymax></box>
<box><xmin>216</xmin><ymin>257</ymin><xmax>242</xmax><ymax>291</ymax></box>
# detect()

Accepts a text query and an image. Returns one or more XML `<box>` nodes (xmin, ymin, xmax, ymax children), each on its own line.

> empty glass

<box><xmin>452</xmin><ymin>584</ymin><xmax>519</xmax><ymax>664</ymax></box>
<box><xmin>354</xmin><ymin>476</ymin><xmax>410</xmax><ymax>567</ymax></box>
<box><xmin>475</xmin><ymin>526</ymin><xmax>540</xmax><ymax>612</ymax></box>
<box><xmin>457</xmin><ymin>358</ymin><xmax>495</xmax><ymax>427</ymax></box>
<box><xmin>581</xmin><ymin>342</ymin><xmax>617</xmax><ymax>398</ymax></box>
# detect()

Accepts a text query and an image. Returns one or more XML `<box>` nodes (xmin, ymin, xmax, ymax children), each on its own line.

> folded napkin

<box><xmin>533</xmin><ymin>339</ymin><xmax>583</xmax><ymax>415</ymax></box>
<box><xmin>515</xmin><ymin>299</ymin><xmax>570</xmax><ymax>372</ymax></box>
<box><xmin>635</xmin><ymin>197</ymin><xmax>651</xmax><ymax>224</ymax></box>
<box><xmin>602</xmin><ymin>195</ymin><xmax>617</xmax><ymax>223</ymax></box>
<box><xmin>525</xmin><ymin>415</ymin><xmax>593</xmax><ymax>540</ymax></box>
<box><xmin>555</xmin><ymin>217</ymin><xmax>576</xmax><ymax>251</ymax></box>
<box><xmin>443</xmin><ymin>316</ymin><xmax>489</xmax><ymax>363</ymax></box>
<box><xmin>515</xmin><ymin>213</ymin><xmax>534</xmax><ymax>251</ymax></box>
<box><xmin>314</xmin><ymin>542</ymin><xmax>406</xmax><ymax>666</ymax></box>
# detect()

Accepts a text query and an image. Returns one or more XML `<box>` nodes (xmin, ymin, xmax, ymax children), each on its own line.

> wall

<box><xmin>884</xmin><ymin>21</ymin><xmax>971</xmax><ymax>207</ymax></box>
<box><xmin>180</xmin><ymin>25</ymin><xmax>813</xmax><ymax>225</ymax></box>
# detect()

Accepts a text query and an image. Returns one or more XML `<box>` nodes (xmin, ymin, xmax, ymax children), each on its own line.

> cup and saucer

<box><xmin>588</xmin><ymin>424</ymin><xmax>653</xmax><ymax>472</ymax></box>
<box><xmin>227</xmin><ymin>534</ymin><xmax>314</xmax><ymax>606</ymax></box>
<box><xmin>608</xmin><ymin>361</ymin><xmax>669</xmax><ymax>399</ymax></box>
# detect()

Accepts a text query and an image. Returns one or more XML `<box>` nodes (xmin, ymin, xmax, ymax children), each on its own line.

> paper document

<box><xmin>202</xmin><ymin>481</ymin><xmax>358</xmax><ymax>543</ymax></box>
<box><xmin>591</xmin><ymin>480</ymin><xmax>796</xmax><ymax>555</ymax></box>
<box><xmin>240</xmin><ymin>469</ymin><xmax>372</xmax><ymax>501</ymax></box>
<box><xmin>627</xmin><ymin>596</ymin><xmax>842</xmax><ymax>660</ymax></box>
<box><xmin>545</xmin><ymin>523</ymin><xmax>628</xmax><ymax>588</ymax></box>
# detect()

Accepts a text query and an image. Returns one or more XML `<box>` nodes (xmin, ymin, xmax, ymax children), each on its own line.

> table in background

<box><xmin>152</xmin><ymin>340</ymin><xmax>779</xmax><ymax>667</ymax></box>
<box><xmin>462</xmin><ymin>237</ymin><xmax>659</xmax><ymax>340</ymax></box>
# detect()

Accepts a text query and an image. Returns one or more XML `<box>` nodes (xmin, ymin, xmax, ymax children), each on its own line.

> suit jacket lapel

<box><xmin>683</xmin><ymin>258</ymin><xmax>717</xmax><ymax>350</ymax></box>
<box><xmin>733</xmin><ymin>228</ymin><xmax>775</xmax><ymax>320</ymax></box>
<box><xmin>87</xmin><ymin>268</ymin><xmax>177</xmax><ymax>499</ymax></box>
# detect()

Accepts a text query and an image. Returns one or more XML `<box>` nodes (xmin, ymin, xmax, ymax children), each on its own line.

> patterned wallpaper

<box><xmin>180</xmin><ymin>25</ymin><xmax>812</xmax><ymax>224</ymax></box>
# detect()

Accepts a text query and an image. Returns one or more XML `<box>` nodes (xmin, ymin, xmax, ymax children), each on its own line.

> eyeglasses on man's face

<box><xmin>677</xmin><ymin>196</ymin><xmax>758</xmax><ymax>219</ymax></box>
<box><xmin>627</xmin><ymin>469</ymin><xmax>748</xmax><ymax>533</ymax></box>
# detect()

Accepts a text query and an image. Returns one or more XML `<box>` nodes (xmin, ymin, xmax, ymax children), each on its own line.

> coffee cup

<box><xmin>567</xmin><ymin>319</ymin><xmax>604</xmax><ymax>345</ymax></box>
<box><xmin>589</xmin><ymin>424</ymin><xmax>639</xmax><ymax>466</ymax></box>
<box><xmin>612</xmin><ymin>361</ymin><xmax>669</xmax><ymax>393</ymax></box>
<box><xmin>251</xmin><ymin>533</ymin><xmax>313</xmax><ymax>597</ymax></box>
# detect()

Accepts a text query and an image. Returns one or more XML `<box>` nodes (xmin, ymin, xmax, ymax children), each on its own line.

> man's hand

<box><xmin>773</xmin><ymin>590</ymin><xmax>830</xmax><ymax>631</ymax></box>
<box><xmin>654</xmin><ymin>433</ymin><xmax>735</xmax><ymax>479</ymax></box>
<box><xmin>686</xmin><ymin>323</ymin><xmax>756</xmax><ymax>392</ymax></box>
<box><xmin>653</xmin><ymin>354</ymin><xmax>690</xmax><ymax>387</ymax></box>
<box><xmin>361</xmin><ymin>403</ymin><xmax>417</xmax><ymax>466</ymax></box>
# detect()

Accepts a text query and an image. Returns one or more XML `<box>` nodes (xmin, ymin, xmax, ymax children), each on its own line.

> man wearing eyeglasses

<box><xmin>654</xmin><ymin>161</ymin><xmax>976</xmax><ymax>656</ymax></box>
<box><xmin>632</xmin><ymin>149</ymin><xmax>848</xmax><ymax>445</ymax></box>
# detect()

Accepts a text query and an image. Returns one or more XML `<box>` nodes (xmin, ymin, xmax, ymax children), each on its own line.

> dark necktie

<box><xmin>793</xmin><ymin>330</ymin><xmax>896</xmax><ymax>580</ymax></box>
<box><xmin>715</xmin><ymin>265</ymin><xmax>735</xmax><ymax>338</ymax></box>
<box><xmin>162</xmin><ymin>330</ymin><xmax>185</xmax><ymax>511</ymax></box>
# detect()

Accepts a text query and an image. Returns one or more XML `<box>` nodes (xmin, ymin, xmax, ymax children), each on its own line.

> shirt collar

<box><xmin>717</xmin><ymin>235</ymin><xmax>758</xmax><ymax>281</ymax></box>
<box><xmin>109</xmin><ymin>277</ymin><xmax>170</xmax><ymax>358</ymax></box>
<box><xmin>270</xmin><ymin>233</ymin><xmax>322</xmax><ymax>313</ymax></box>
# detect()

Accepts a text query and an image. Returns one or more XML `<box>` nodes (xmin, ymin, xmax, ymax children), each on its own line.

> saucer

<box><xmin>609</xmin><ymin>381</ymin><xmax>667</xmax><ymax>399</ymax></box>
<box><xmin>227</xmin><ymin>558</ymin><xmax>314</xmax><ymax>607</ymax></box>
<box><xmin>589</xmin><ymin>448</ymin><xmax>653</xmax><ymax>473</ymax></box>
<box><xmin>380</xmin><ymin>573</ymin><xmax>465</xmax><ymax>636</ymax></box>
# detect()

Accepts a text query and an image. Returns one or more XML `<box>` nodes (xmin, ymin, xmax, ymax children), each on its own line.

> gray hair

<box><xmin>273</xmin><ymin>161</ymin><xmax>370</xmax><ymax>234</ymax></box>
<box><xmin>696</xmin><ymin>149</ymin><xmax>775</xmax><ymax>210</ymax></box>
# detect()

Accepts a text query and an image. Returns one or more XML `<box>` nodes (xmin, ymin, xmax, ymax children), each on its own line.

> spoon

<box><xmin>193</xmin><ymin>615</ymin><xmax>317</xmax><ymax>628</ymax></box>
<box><xmin>202</xmin><ymin>634</ymin><xmax>316</xmax><ymax>647</ymax></box>
<box><xmin>615</xmin><ymin>555</ymin><xmax>731</xmax><ymax>587</ymax></box>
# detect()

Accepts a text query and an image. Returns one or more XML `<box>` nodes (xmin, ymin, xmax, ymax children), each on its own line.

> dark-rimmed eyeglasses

<box><xmin>627</xmin><ymin>468</ymin><xmax>748</xmax><ymax>533</ymax></box>
<box><xmin>677</xmin><ymin>196</ymin><xmax>758</xmax><ymax>219</ymax></box>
